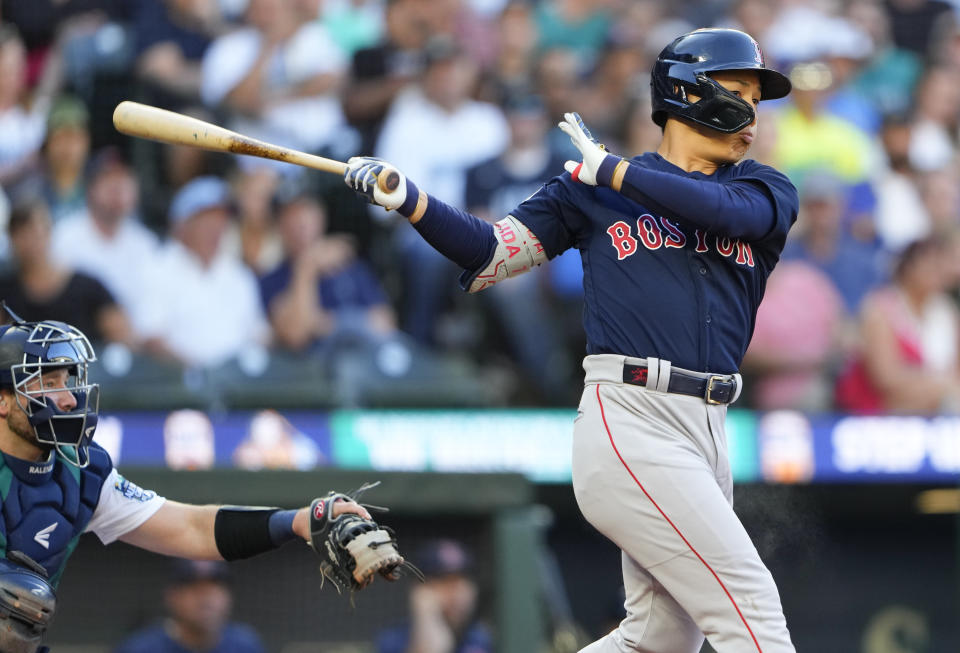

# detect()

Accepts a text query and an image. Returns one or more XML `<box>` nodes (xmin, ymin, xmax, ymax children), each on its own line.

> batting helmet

<box><xmin>0</xmin><ymin>308</ymin><xmax>99</xmax><ymax>468</ymax></box>
<box><xmin>651</xmin><ymin>28</ymin><xmax>791</xmax><ymax>133</ymax></box>
<box><xmin>0</xmin><ymin>553</ymin><xmax>56</xmax><ymax>653</ymax></box>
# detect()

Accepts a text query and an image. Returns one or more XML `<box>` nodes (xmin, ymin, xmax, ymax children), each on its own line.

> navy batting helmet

<box><xmin>0</xmin><ymin>553</ymin><xmax>56</xmax><ymax>653</ymax></box>
<box><xmin>651</xmin><ymin>28</ymin><xmax>791</xmax><ymax>133</ymax></box>
<box><xmin>0</xmin><ymin>309</ymin><xmax>99</xmax><ymax>468</ymax></box>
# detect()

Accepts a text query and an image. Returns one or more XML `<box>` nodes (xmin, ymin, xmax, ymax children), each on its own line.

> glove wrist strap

<box><xmin>396</xmin><ymin>179</ymin><xmax>422</xmax><ymax>218</ymax></box>
<box><xmin>596</xmin><ymin>154</ymin><xmax>626</xmax><ymax>188</ymax></box>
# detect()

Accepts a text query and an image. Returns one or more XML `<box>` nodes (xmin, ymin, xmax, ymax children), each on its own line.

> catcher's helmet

<box><xmin>651</xmin><ymin>28</ymin><xmax>791</xmax><ymax>133</ymax></box>
<box><xmin>0</xmin><ymin>554</ymin><xmax>56</xmax><ymax>653</ymax></box>
<box><xmin>0</xmin><ymin>310</ymin><xmax>99</xmax><ymax>468</ymax></box>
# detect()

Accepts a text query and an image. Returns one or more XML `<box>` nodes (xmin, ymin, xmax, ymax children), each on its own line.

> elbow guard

<box><xmin>461</xmin><ymin>215</ymin><xmax>548</xmax><ymax>293</ymax></box>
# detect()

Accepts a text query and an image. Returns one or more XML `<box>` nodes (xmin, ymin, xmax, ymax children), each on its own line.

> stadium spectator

<box><xmin>374</xmin><ymin>35</ymin><xmax>508</xmax><ymax>345</ymax></box>
<box><xmin>131</xmin><ymin>0</ymin><xmax>224</xmax><ymax>105</ymax></box>
<box><xmin>772</xmin><ymin>60</ymin><xmax>876</xmax><ymax>190</ymax></box>
<box><xmin>846</xmin><ymin>0</ymin><xmax>923</xmax><ymax>118</ymax></box>
<box><xmin>534</xmin><ymin>0</ymin><xmax>612</xmax><ymax>63</ymax></box>
<box><xmin>0</xmin><ymin>197</ymin><xmax>133</xmax><ymax>346</ymax></box>
<box><xmin>342</xmin><ymin>0</ymin><xmax>431</xmax><ymax>154</ymax></box>
<box><xmin>259</xmin><ymin>191</ymin><xmax>396</xmax><ymax>352</ymax></box>
<box><xmin>377</xmin><ymin>539</ymin><xmax>492</xmax><ymax>653</ymax></box>
<box><xmin>836</xmin><ymin>237</ymin><xmax>960</xmax><ymax>414</ymax></box>
<box><xmin>0</xmin><ymin>26</ymin><xmax>50</xmax><ymax>187</ymax></box>
<box><xmin>781</xmin><ymin>171</ymin><xmax>885</xmax><ymax>314</ymax></box>
<box><xmin>874</xmin><ymin>114</ymin><xmax>932</xmax><ymax>251</ymax></box>
<box><xmin>113</xmin><ymin>558</ymin><xmax>266</xmax><ymax>653</ymax></box>
<box><xmin>884</xmin><ymin>0</ymin><xmax>955</xmax><ymax>59</ymax></box>
<box><xmin>139</xmin><ymin>176</ymin><xmax>269</xmax><ymax>368</ymax></box>
<box><xmin>476</xmin><ymin>1</ymin><xmax>539</xmax><ymax>105</ymax></box>
<box><xmin>919</xmin><ymin>163</ymin><xmax>960</xmax><ymax>239</ymax></box>
<box><xmin>50</xmin><ymin>148</ymin><xmax>160</xmax><ymax>338</ymax></box>
<box><xmin>820</xmin><ymin>18</ymin><xmax>881</xmax><ymax>135</ymax></box>
<box><xmin>35</xmin><ymin>94</ymin><xmax>91</xmax><ymax>223</ymax></box>
<box><xmin>741</xmin><ymin>261</ymin><xmax>848</xmax><ymax>412</ymax></box>
<box><xmin>200</xmin><ymin>0</ymin><xmax>348</xmax><ymax>156</ymax></box>
<box><xmin>907</xmin><ymin>66</ymin><xmax>960</xmax><ymax>172</ymax></box>
<box><xmin>225</xmin><ymin>165</ymin><xmax>284</xmax><ymax>275</ymax></box>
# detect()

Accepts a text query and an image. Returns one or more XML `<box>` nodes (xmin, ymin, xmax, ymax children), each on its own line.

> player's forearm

<box><xmin>602</xmin><ymin>161</ymin><xmax>776</xmax><ymax>241</ymax></box>
<box><xmin>398</xmin><ymin>190</ymin><xmax>497</xmax><ymax>272</ymax></box>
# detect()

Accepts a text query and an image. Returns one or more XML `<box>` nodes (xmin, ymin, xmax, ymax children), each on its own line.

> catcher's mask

<box><xmin>651</xmin><ymin>28</ymin><xmax>791</xmax><ymax>133</ymax></box>
<box><xmin>0</xmin><ymin>308</ymin><xmax>99</xmax><ymax>468</ymax></box>
<box><xmin>0</xmin><ymin>553</ymin><xmax>56</xmax><ymax>653</ymax></box>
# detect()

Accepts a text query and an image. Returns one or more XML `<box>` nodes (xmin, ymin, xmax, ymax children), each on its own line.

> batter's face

<box><xmin>688</xmin><ymin>70</ymin><xmax>763</xmax><ymax>164</ymax></box>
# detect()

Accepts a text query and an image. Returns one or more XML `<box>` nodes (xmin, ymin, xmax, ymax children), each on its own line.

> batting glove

<box><xmin>558</xmin><ymin>112</ymin><xmax>619</xmax><ymax>186</ymax></box>
<box><xmin>344</xmin><ymin>157</ymin><xmax>409</xmax><ymax>212</ymax></box>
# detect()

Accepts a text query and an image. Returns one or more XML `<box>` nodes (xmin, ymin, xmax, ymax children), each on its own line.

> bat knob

<box><xmin>380</xmin><ymin>170</ymin><xmax>401</xmax><ymax>193</ymax></box>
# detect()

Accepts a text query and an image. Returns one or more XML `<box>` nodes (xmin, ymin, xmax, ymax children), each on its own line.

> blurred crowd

<box><xmin>0</xmin><ymin>0</ymin><xmax>959</xmax><ymax>414</ymax></box>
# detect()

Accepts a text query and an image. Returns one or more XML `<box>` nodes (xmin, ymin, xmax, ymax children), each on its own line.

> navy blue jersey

<box><xmin>0</xmin><ymin>442</ymin><xmax>113</xmax><ymax>585</ymax></box>
<box><xmin>512</xmin><ymin>153</ymin><xmax>798</xmax><ymax>373</ymax></box>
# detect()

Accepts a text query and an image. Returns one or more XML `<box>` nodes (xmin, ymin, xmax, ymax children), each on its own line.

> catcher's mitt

<box><xmin>308</xmin><ymin>482</ymin><xmax>422</xmax><ymax>595</ymax></box>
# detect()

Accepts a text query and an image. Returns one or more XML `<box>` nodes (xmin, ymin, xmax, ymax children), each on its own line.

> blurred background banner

<box><xmin>100</xmin><ymin>407</ymin><xmax>960</xmax><ymax>483</ymax></box>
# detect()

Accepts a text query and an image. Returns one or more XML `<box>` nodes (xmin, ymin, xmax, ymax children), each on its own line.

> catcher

<box><xmin>0</xmin><ymin>309</ymin><xmax>417</xmax><ymax>653</ymax></box>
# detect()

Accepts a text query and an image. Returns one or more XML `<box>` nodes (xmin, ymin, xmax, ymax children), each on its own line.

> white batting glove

<box><xmin>558</xmin><ymin>112</ymin><xmax>615</xmax><ymax>186</ymax></box>
<box><xmin>344</xmin><ymin>157</ymin><xmax>408</xmax><ymax>211</ymax></box>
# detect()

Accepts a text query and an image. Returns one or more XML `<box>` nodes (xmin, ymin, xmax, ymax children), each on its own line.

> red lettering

<box><xmin>498</xmin><ymin>222</ymin><xmax>517</xmax><ymax>243</ymax></box>
<box><xmin>694</xmin><ymin>229</ymin><xmax>709</xmax><ymax>252</ymax></box>
<box><xmin>606</xmin><ymin>221</ymin><xmax>638</xmax><ymax>260</ymax></box>
<box><xmin>660</xmin><ymin>218</ymin><xmax>687</xmax><ymax>249</ymax></box>
<box><xmin>507</xmin><ymin>245</ymin><xmax>521</xmax><ymax>258</ymax></box>
<box><xmin>636</xmin><ymin>214</ymin><xmax>663</xmax><ymax>250</ymax></box>
<box><xmin>717</xmin><ymin>236</ymin><xmax>735</xmax><ymax>257</ymax></box>
<box><xmin>735</xmin><ymin>240</ymin><xmax>755</xmax><ymax>267</ymax></box>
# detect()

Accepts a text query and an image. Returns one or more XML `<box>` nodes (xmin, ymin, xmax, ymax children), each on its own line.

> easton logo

<box><xmin>34</xmin><ymin>522</ymin><xmax>58</xmax><ymax>549</ymax></box>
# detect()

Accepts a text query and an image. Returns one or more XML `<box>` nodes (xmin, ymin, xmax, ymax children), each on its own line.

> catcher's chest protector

<box><xmin>0</xmin><ymin>444</ymin><xmax>111</xmax><ymax>586</ymax></box>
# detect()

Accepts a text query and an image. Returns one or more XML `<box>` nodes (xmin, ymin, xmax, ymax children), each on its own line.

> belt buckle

<box><xmin>705</xmin><ymin>375</ymin><xmax>726</xmax><ymax>405</ymax></box>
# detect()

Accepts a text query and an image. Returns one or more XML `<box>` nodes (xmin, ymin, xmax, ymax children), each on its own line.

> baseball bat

<box><xmin>112</xmin><ymin>101</ymin><xmax>399</xmax><ymax>192</ymax></box>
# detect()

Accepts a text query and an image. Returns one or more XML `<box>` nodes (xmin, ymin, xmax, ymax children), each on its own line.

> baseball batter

<box><xmin>345</xmin><ymin>28</ymin><xmax>798</xmax><ymax>653</ymax></box>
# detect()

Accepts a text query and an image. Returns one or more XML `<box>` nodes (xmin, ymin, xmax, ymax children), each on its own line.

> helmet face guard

<box><xmin>651</xmin><ymin>28</ymin><xmax>791</xmax><ymax>133</ymax></box>
<box><xmin>3</xmin><ymin>321</ymin><xmax>99</xmax><ymax>468</ymax></box>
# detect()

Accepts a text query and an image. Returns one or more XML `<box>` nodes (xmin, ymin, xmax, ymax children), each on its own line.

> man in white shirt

<box><xmin>140</xmin><ymin>176</ymin><xmax>270</xmax><ymax>369</ymax></box>
<box><xmin>200</xmin><ymin>0</ymin><xmax>348</xmax><ymax>155</ymax></box>
<box><xmin>50</xmin><ymin>150</ymin><xmax>160</xmax><ymax>337</ymax></box>
<box><xmin>373</xmin><ymin>36</ymin><xmax>509</xmax><ymax>344</ymax></box>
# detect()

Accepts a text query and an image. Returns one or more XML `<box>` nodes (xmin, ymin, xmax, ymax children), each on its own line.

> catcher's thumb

<box><xmin>565</xmin><ymin>160</ymin><xmax>583</xmax><ymax>181</ymax></box>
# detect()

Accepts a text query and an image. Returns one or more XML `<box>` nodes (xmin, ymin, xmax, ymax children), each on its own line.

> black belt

<box><xmin>622</xmin><ymin>363</ymin><xmax>737</xmax><ymax>405</ymax></box>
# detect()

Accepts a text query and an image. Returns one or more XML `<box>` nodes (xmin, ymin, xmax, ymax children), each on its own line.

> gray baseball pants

<box><xmin>573</xmin><ymin>354</ymin><xmax>795</xmax><ymax>653</ymax></box>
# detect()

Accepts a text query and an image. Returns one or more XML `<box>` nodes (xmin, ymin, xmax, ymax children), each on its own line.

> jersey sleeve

<box><xmin>85</xmin><ymin>469</ymin><xmax>166</xmax><ymax>544</ymax></box>
<box><xmin>614</xmin><ymin>158</ymin><xmax>798</xmax><ymax>242</ymax></box>
<box><xmin>510</xmin><ymin>176</ymin><xmax>587</xmax><ymax>259</ymax></box>
<box><xmin>730</xmin><ymin>160</ymin><xmax>799</xmax><ymax>244</ymax></box>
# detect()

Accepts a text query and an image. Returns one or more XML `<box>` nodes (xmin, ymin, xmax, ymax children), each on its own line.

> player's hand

<box><xmin>558</xmin><ymin>112</ymin><xmax>616</xmax><ymax>186</ymax></box>
<box><xmin>344</xmin><ymin>157</ymin><xmax>408</xmax><ymax>211</ymax></box>
<box><xmin>293</xmin><ymin>499</ymin><xmax>371</xmax><ymax>541</ymax></box>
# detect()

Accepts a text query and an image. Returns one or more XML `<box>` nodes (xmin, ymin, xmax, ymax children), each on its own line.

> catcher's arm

<box><xmin>119</xmin><ymin>499</ymin><xmax>370</xmax><ymax>561</ymax></box>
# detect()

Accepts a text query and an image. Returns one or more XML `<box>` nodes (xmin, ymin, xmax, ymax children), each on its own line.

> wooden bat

<box><xmin>112</xmin><ymin>101</ymin><xmax>399</xmax><ymax>192</ymax></box>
